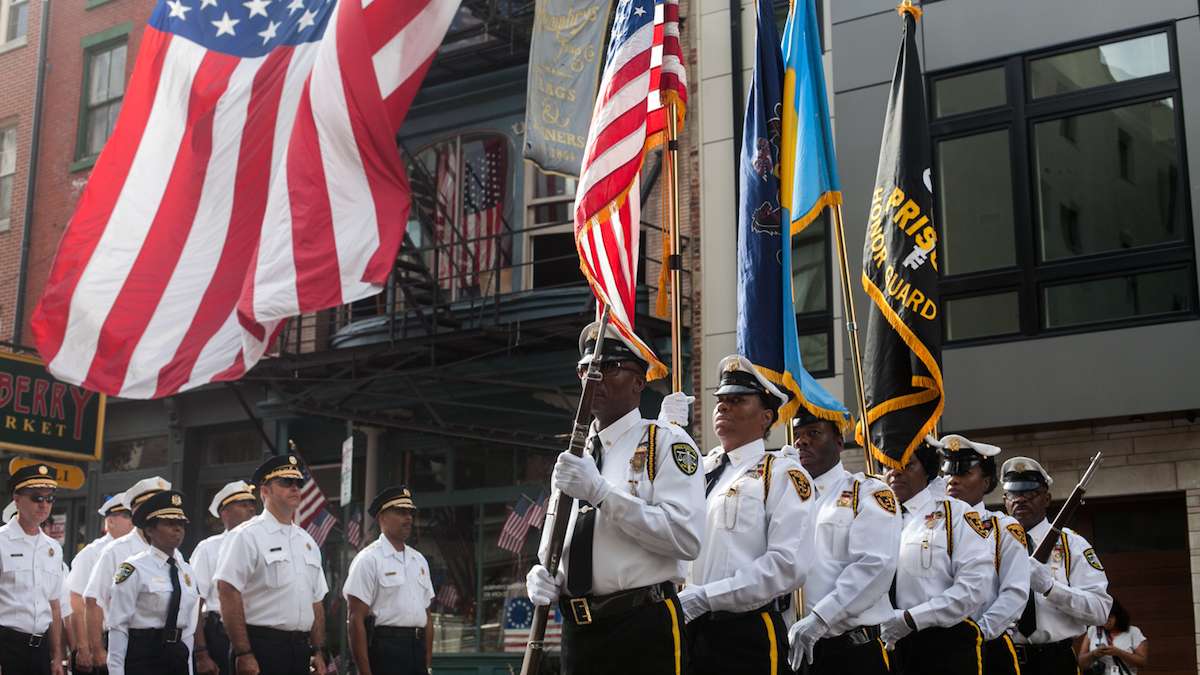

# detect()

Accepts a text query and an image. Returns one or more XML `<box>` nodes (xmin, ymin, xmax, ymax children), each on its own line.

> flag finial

<box><xmin>897</xmin><ymin>0</ymin><xmax>923</xmax><ymax>21</ymax></box>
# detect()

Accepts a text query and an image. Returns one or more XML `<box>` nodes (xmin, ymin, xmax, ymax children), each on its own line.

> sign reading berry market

<box><xmin>0</xmin><ymin>351</ymin><xmax>106</xmax><ymax>462</ymax></box>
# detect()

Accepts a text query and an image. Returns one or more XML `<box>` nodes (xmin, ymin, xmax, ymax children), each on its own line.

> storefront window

<box><xmin>199</xmin><ymin>426</ymin><xmax>264</xmax><ymax>465</ymax></box>
<box><xmin>103</xmin><ymin>435</ymin><xmax>169</xmax><ymax>472</ymax></box>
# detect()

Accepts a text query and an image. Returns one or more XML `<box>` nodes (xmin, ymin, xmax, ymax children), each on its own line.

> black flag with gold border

<box><xmin>857</xmin><ymin>2</ymin><xmax>944</xmax><ymax>470</ymax></box>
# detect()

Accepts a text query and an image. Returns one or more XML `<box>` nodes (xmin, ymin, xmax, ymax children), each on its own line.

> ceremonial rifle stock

<box><xmin>520</xmin><ymin>305</ymin><xmax>613</xmax><ymax>675</ymax></box>
<box><xmin>1032</xmin><ymin>452</ymin><xmax>1103</xmax><ymax>563</ymax></box>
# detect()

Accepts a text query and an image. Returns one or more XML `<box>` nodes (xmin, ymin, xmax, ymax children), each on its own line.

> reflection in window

<box><xmin>1042</xmin><ymin>268</ymin><xmax>1193</xmax><ymax>329</ymax></box>
<box><xmin>1030</xmin><ymin>32</ymin><xmax>1170</xmax><ymax>99</ymax></box>
<box><xmin>423</xmin><ymin>505</ymin><xmax>479</xmax><ymax>654</ymax></box>
<box><xmin>798</xmin><ymin>332</ymin><xmax>829</xmax><ymax>374</ymax></box>
<box><xmin>197</xmin><ymin>426</ymin><xmax>263</xmax><ymax>465</ymax></box>
<box><xmin>945</xmin><ymin>292</ymin><xmax>1020</xmax><ymax>341</ymax></box>
<box><xmin>934</xmin><ymin>67</ymin><xmax>1006</xmax><ymax>118</ymax></box>
<box><xmin>792</xmin><ymin>218</ymin><xmax>828</xmax><ymax>314</ymax></box>
<box><xmin>1035</xmin><ymin>99</ymin><xmax>1183</xmax><ymax>261</ymax></box>
<box><xmin>103</xmin><ymin>435</ymin><xmax>169</xmax><ymax>472</ymax></box>
<box><xmin>937</xmin><ymin>130</ymin><xmax>1016</xmax><ymax>274</ymax></box>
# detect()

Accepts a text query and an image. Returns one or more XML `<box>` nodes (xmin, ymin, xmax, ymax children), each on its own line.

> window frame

<box><xmin>74</xmin><ymin>24</ymin><xmax>133</xmax><ymax>171</ymax></box>
<box><xmin>792</xmin><ymin>215</ymin><xmax>835</xmax><ymax>378</ymax></box>
<box><xmin>0</xmin><ymin>0</ymin><xmax>28</xmax><ymax>50</ymax></box>
<box><xmin>0</xmin><ymin>122</ymin><xmax>16</xmax><ymax>232</ymax></box>
<box><xmin>928</xmin><ymin>24</ymin><xmax>1198</xmax><ymax>347</ymax></box>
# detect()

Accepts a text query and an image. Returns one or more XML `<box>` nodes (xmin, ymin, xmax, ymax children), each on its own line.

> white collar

<box><xmin>1029</xmin><ymin>518</ymin><xmax>1052</xmax><ymax>541</ymax></box>
<box><xmin>717</xmin><ymin>438</ymin><xmax>766</xmax><ymax>469</ymax></box>
<box><xmin>377</xmin><ymin>534</ymin><xmax>407</xmax><ymax>560</ymax></box>
<box><xmin>812</xmin><ymin>461</ymin><xmax>846</xmax><ymax>496</ymax></box>
<box><xmin>904</xmin><ymin>484</ymin><xmax>936</xmax><ymax>513</ymax></box>
<box><xmin>261</xmin><ymin>510</ymin><xmax>293</xmax><ymax>533</ymax></box>
<box><xmin>594</xmin><ymin>408</ymin><xmax>643</xmax><ymax>449</ymax></box>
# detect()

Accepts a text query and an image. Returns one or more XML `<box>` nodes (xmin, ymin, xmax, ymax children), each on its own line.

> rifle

<box><xmin>520</xmin><ymin>305</ymin><xmax>613</xmax><ymax>675</ymax></box>
<box><xmin>1032</xmin><ymin>452</ymin><xmax>1103</xmax><ymax>563</ymax></box>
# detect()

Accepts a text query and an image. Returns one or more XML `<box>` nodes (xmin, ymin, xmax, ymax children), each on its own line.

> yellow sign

<box><xmin>8</xmin><ymin>457</ymin><xmax>86</xmax><ymax>491</ymax></box>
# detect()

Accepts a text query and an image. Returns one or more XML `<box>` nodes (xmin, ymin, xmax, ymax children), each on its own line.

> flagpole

<box><xmin>829</xmin><ymin>203</ymin><xmax>877</xmax><ymax>475</ymax></box>
<box><xmin>665</xmin><ymin>100</ymin><xmax>684</xmax><ymax>394</ymax></box>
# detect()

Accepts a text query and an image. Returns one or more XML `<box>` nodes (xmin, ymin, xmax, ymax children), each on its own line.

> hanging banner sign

<box><xmin>8</xmin><ymin>457</ymin><xmax>87</xmax><ymax>490</ymax></box>
<box><xmin>340</xmin><ymin>435</ymin><xmax>354</xmax><ymax>506</ymax></box>
<box><xmin>522</xmin><ymin>0</ymin><xmax>612</xmax><ymax>176</ymax></box>
<box><xmin>0</xmin><ymin>352</ymin><xmax>106</xmax><ymax>462</ymax></box>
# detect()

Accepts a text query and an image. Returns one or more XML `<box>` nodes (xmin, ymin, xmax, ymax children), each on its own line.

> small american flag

<box><xmin>435</xmin><ymin>583</ymin><xmax>459</xmax><ymax>611</ymax></box>
<box><xmin>527</xmin><ymin>492</ymin><xmax>547</xmax><ymax>530</ymax></box>
<box><xmin>345</xmin><ymin>507</ymin><xmax>363</xmax><ymax>549</ymax></box>
<box><xmin>304</xmin><ymin>508</ymin><xmax>336</xmax><ymax>548</ymax></box>
<box><xmin>297</xmin><ymin>470</ymin><xmax>336</xmax><ymax>547</ymax></box>
<box><xmin>497</xmin><ymin>496</ymin><xmax>539</xmax><ymax>554</ymax></box>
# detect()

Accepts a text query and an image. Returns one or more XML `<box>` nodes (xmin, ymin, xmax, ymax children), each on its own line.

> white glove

<box><xmin>657</xmin><ymin>392</ymin><xmax>695</xmax><ymax>426</ymax></box>
<box><xmin>676</xmin><ymin>585</ymin><xmax>709</xmax><ymax>623</ymax></box>
<box><xmin>526</xmin><ymin>564</ymin><xmax>564</xmax><ymax>607</ymax></box>
<box><xmin>552</xmin><ymin>452</ymin><xmax>613</xmax><ymax>504</ymax></box>
<box><xmin>787</xmin><ymin>612</ymin><xmax>829</xmax><ymax>670</ymax></box>
<box><xmin>1029</xmin><ymin>559</ymin><xmax>1054</xmax><ymax>594</ymax></box>
<box><xmin>880</xmin><ymin>609</ymin><xmax>914</xmax><ymax>648</ymax></box>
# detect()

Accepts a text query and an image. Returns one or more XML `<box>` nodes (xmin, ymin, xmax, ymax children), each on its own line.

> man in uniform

<box><xmin>344</xmin><ymin>486</ymin><xmax>434</xmax><ymax>675</ymax></box>
<box><xmin>525</xmin><ymin>321</ymin><xmax>705</xmax><ymax>675</ymax></box>
<box><xmin>192</xmin><ymin>481</ymin><xmax>258</xmax><ymax>675</ymax></box>
<box><xmin>67</xmin><ymin>494</ymin><xmax>131</xmax><ymax>672</ymax></box>
<box><xmin>83</xmin><ymin>477</ymin><xmax>171</xmax><ymax>672</ymax></box>
<box><xmin>0</xmin><ymin>463</ymin><xmax>66</xmax><ymax>675</ymax></box>
<box><xmin>936</xmin><ymin>435</ymin><xmax>1030</xmax><ymax>675</ymax></box>
<box><xmin>1002</xmin><ymin>457</ymin><xmax>1111</xmax><ymax>675</ymax></box>
<box><xmin>215</xmin><ymin>454</ymin><xmax>329</xmax><ymax>675</ymax></box>
<box><xmin>681</xmin><ymin>355</ymin><xmax>812</xmax><ymax>675</ymax></box>
<box><xmin>787</xmin><ymin>409</ymin><xmax>900</xmax><ymax>675</ymax></box>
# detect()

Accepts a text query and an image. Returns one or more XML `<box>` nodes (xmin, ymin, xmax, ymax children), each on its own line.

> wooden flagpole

<box><xmin>829</xmin><ymin>202</ymin><xmax>877</xmax><ymax>475</ymax></box>
<box><xmin>665</xmin><ymin>100</ymin><xmax>684</xmax><ymax>394</ymax></box>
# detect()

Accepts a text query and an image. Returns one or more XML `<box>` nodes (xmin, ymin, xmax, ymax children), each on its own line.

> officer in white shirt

<box><xmin>2</xmin><ymin>501</ymin><xmax>74</xmax><ymax>670</ymax></box>
<box><xmin>344</xmin><ymin>486</ymin><xmax>434</xmax><ymax>675</ymax></box>
<box><xmin>882</xmin><ymin>440</ymin><xmax>994</xmax><ymax>675</ymax></box>
<box><xmin>680</xmin><ymin>355</ymin><xmax>812</xmax><ymax>675</ymax></box>
<box><xmin>1001</xmin><ymin>457</ymin><xmax>1111</xmax><ymax>675</ymax></box>
<box><xmin>936</xmin><ymin>435</ymin><xmax>1030</xmax><ymax>675</ymax></box>
<box><xmin>106</xmin><ymin>490</ymin><xmax>199</xmax><ymax>675</ymax></box>
<box><xmin>525</xmin><ymin>321</ymin><xmax>705</xmax><ymax>675</ymax></box>
<box><xmin>215</xmin><ymin>454</ymin><xmax>329</xmax><ymax>675</ymax></box>
<box><xmin>192</xmin><ymin>481</ymin><xmax>257</xmax><ymax>675</ymax></box>
<box><xmin>787</xmin><ymin>409</ymin><xmax>901</xmax><ymax>675</ymax></box>
<box><xmin>83</xmin><ymin>477</ymin><xmax>170</xmax><ymax>673</ymax></box>
<box><xmin>0</xmin><ymin>463</ymin><xmax>65</xmax><ymax>675</ymax></box>
<box><xmin>67</xmin><ymin>494</ymin><xmax>132</xmax><ymax>673</ymax></box>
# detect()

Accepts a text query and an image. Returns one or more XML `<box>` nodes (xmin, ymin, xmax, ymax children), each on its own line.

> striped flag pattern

<box><xmin>497</xmin><ymin>495</ymin><xmax>540</xmax><ymax>554</ymax></box>
<box><xmin>573</xmin><ymin>0</ymin><xmax>687</xmax><ymax>382</ymax></box>
<box><xmin>30</xmin><ymin>0</ymin><xmax>459</xmax><ymax>398</ymax></box>
<box><xmin>297</xmin><ymin>471</ymin><xmax>336</xmax><ymax>547</ymax></box>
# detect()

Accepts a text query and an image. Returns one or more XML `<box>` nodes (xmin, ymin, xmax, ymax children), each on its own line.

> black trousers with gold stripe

<box><xmin>806</xmin><ymin>634</ymin><xmax>891</xmax><ymax>675</ymax></box>
<box><xmin>560</xmin><ymin>595</ymin><xmax>688</xmax><ymax>675</ymax></box>
<box><xmin>686</xmin><ymin>609</ymin><xmax>787</xmax><ymax>675</ymax></box>
<box><xmin>983</xmin><ymin>635</ymin><xmax>1021</xmax><ymax>675</ymax></box>
<box><xmin>891</xmin><ymin>620</ymin><xmax>983</xmax><ymax>675</ymax></box>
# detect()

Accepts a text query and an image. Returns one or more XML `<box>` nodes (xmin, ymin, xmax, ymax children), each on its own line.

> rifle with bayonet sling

<box><xmin>520</xmin><ymin>305</ymin><xmax>613</xmax><ymax>675</ymax></box>
<box><xmin>1032</xmin><ymin>451</ymin><xmax>1103</xmax><ymax>563</ymax></box>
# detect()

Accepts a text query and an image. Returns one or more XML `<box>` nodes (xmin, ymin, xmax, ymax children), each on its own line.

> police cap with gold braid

<box><xmin>577</xmin><ymin>320</ymin><xmax>649</xmax><ymax>370</ymax></box>
<box><xmin>252</xmin><ymin>453</ymin><xmax>306</xmax><ymax>487</ymax></box>
<box><xmin>133</xmin><ymin>489</ymin><xmax>190</xmax><ymax>528</ymax></box>
<box><xmin>368</xmin><ymin>485</ymin><xmax>417</xmax><ymax>518</ymax></box>
<box><xmin>208</xmin><ymin>480</ymin><xmax>256</xmax><ymax>517</ymax></box>
<box><xmin>9</xmin><ymin>462</ymin><xmax>58</xmax><ymax>493</ymax></box>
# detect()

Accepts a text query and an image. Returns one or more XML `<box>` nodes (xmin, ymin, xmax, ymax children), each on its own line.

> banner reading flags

<box><xmin>858</xmin><ymin>4</ymin><xmax>944</xmax><ymax>469</ymax></box>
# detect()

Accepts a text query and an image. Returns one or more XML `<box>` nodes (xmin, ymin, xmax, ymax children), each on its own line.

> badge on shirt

<box><xmin>963</xmin><ymin>511</ymin><xmax>991</xmax><ymax>539</ymax></box>
<box><xmin>184</xmin><ymin>574</ymin><xmax>192</xmax><ymax>587</ymax></box>
<box><xmin>47</xmin><ymin>549</ymin><xmax>54</xmax><ymax>558</ymax></box>
<box><xmin>1083</xmin><ymin>547</ymin><xmax>1104</xmax><ymax>571</ymax></box>
<box><xmin>671</xmin><ymin>444</ymin><xmax>699</xmax><ymax>476</ymax></box>
<box><xmin>114</xmin><ymin>563</ymin><xmax>135</xmax><ymax>585</ymax></box>
<box><xmin>1006</xmin><ymin>524</ymin><xmax>1028</xmax><ymax>547</ymax></box>
<box><xmin>923</xmin><ymin>511</ymin><xmax>944</xmax><ymax>529</ymax></box>
<box><xmin>786</xmin><ymin>470</ymin><xmax>812</xmax><ymax>501</ymax></box>
<box><xmin>836</xmin><ymin>491</ymin><xmax>853</xmax><ymax>508</ymax></box>
<box><xmin>873</xmin><ymin>490</ymin><xmax>897</xmax><ymax>515</ymax></box>
<box><xmin>630</xmin><ymin>448</ymin><xmax>647</xmax><ymax>473</ymax></box>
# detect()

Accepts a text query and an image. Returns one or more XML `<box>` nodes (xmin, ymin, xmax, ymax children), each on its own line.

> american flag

<box><xmin>502</xmin><ymin>597</ymin><xmax>562</xmax><ymax>653</ymax></box>
<box><xmin>497</xmin><ymin>494</ymin><xmax>540</xmax><ymax>554</ymax></box>
<box><xmin>435</xmin><ymin>583</ymin><xmax>459</xmax><ymax>611</ymax></box>
<box><xmin>345</xmin><ymin>505</ymin><xmax>363</xmax><ymax>549</ymax></box>
<box><xmin>573</xmin><ymin>0</ymin><xmax>687</xmax><ymax>383</ymax></box>
<box><xmin>460</xmin><ymin>138</ymin><xmax>507</xmax><ymax>287</ymax></box>
<box><xmin>433</xmin><ymin>143</ymin><xmax>460</xmax><ymax>285</ymax></box>
<box><xmin>29</xmin><ymin>0</ymin><xmax>459</xmax><ymax>398</ymax></box>
<box><xmin>297</xmin><ymin>472</ymin><xmax>336</xmax><ymax>547</ymax></box>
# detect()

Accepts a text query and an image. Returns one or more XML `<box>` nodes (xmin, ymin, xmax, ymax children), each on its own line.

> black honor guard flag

<box><xmin>858</xmin><ymin>1</ymin><xmax>944</xmax><ymax>470</ymax></box>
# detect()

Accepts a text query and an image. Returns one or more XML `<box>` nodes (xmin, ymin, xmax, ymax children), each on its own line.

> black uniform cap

<box><xmin>252</xmin><ymin>454</ymin><xmax>306</xmax><ymax>487</ymax></box>
<box><xmin>368</xmin><ymin>486</ymin><xmax>416</xmax><ymax>518</ymax></box>
<box><xmin>133</xmin><ymin>490</ymin><xmax>189</xmax><ymax>528</ymax></box>
<box><xmin>577</xmin><ymin>321</ymin><xmax>649</xmax><ymax>370</ymax></box>
<box><xmin>9</xmin><ymin>463</ymin><xmax>57</xmax><ymax>493</ymax></box>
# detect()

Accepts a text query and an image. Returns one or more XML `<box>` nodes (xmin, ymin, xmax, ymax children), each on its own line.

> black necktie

<box><xmin>1018</xmin><ymin>536</ymin><xmax>1038</xmax><ymax>636</ymax></box>
<box><xmin>165</xmin><ymin>556</ymin><xmax>182</xmax><ymax>634</ymax></box>
<box><xmin>704</xmin><ymin>453</ymin><xmax>731</xmax><ymax>496</ymax></box>
<box><xmin>566</xmin><ymin>437</ymin><xmax>603</xmax><ymax>597</ymax></box>
<box><xmin>889</xmin><ymin>505</ymin><xmax>909</xmax><ymax>608</ymax></box>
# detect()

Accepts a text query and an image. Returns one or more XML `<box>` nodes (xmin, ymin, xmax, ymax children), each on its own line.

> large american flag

<box><xmin>29</xmin><ymin>0</ymin><xmax>458</xmax><ymax>398</ymax></box>
<box><xmin>574</xmin><ymin>0</ymin><xmax>686</xmax><ymax>383</ymax></box>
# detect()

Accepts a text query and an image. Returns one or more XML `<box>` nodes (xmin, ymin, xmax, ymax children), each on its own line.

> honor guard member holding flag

<box><xmin>0</xmin><ymin>463</ymin><xmax>65</xmax><ymax>675</ymax></box>
<box><xmin>344</xmin><ymin>486</ymin><xmax>434</xmax><ymax>675</ymax></box>
<box><xmin>215</xmin><ymin>454</ymin><xmax>329</xmax><ymax>675</ymax></box>
<box><xmin>787</xmin><ymin>410</ymin><xmax>901</xmax><ymax>675</ymax></box>
<box><xmin>525</xmin><ymin>321</ymin><xmax>706</xmax><ymax>675</ymax></box>
<box><xmin>106</xmin><ymin>490</ymin><xmax>199</xmax><ymax>675</ymax></box>
<box><xmin>937</xmin><ymin>436</ymin><xmax>1030</xmax><ymax>675</ymax></box>
<box><xmin>882</xmin><ymin>441</ymin><xmax>993</xmax><ymax>675</ymax></box>
<box><xmin>191</xmin><ymin>481</ymin><xmax>258</xmax><ymax>675</ymax></box>
<box><xmin>84</xmin><ymin>477</ymin><xmax>171</xmax><ymax>673</ymax></box>
<box><xmin>1002</xmin><ymin>458</ymin><xmax>1111</xmax><ymax>675</ymax></box>
<box><xmin>682</xmin><ymin>355</ymin><xmax>812</xmax><ymax>675</ymax></box>
<box><xmin>68</xmin><ymin>495</ymin><xmax>132</xmax><ymax>672</ymax></box>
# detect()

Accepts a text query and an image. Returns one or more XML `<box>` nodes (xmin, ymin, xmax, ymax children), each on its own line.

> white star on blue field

<box><xmin>149</xmin><ymin>0</ymin><xmax>335</xmax><ymax>57</ymax></box>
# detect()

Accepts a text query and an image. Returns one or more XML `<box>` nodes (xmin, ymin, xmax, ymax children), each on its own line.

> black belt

<box><xmin>706</xmin><ymin>596</ymin><xmax>790</xmax><ymax>622</ymax></box>
<box><xmin>246</xmin><ymin>625</ymin><xmax>310</xmax><ymax>643</ymax></box>
<box><xmin>819</xmin><ymin>625</ymin><xmax>881</xmax><ymax>650</ymax></box>
<box><xmin>1012</xmin><ymin>638</ymin><xmax>1074</xmax><ymax>665</ymax></box>
<box><xmin>0</xmin><ymin>625</ymin><xmax>46</xmax><ymax>647</ymax></box>
<box><xmin>560</xmin><ymin>582</ymin><xmax>675</xmax><ymax>625</ymax></box>
<box><xmin>373</xmin><ymin>626</ymin><xmax>424</xmax><ymax>640</ymax></box>
<box><xmin>128</xmin><ymin>627</ymin><xmax>184</xmax><ymax>644</ymax></box>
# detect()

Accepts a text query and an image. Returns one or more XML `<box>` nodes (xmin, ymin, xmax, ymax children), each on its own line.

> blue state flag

<box><xmin>737</xmin><ymin>0</ymin><xmax>850</xmax><ymax>428</ymax></box>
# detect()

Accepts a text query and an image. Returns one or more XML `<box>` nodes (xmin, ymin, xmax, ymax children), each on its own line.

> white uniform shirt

<box><xmin>802</xmin><ymin>462</ymin><xmax>901</xmax><ymax>636</ymax></box>
<box><xmin>687</xmin><ymin>440</ymin><xmax>813</xmax><ymax>613</ymax></box>
<box><xmin>894</xmin><ymin>486</ymin><xmax>993</xmax><ymax>630</ymax></box>
<box><xmin>67</xmin><ymin>533</ymin><xmax>112</xmax><ymax>597</ymax></box>
<box><xmin>969</xmin><ymin>503</ymin><xmax>1030</xmax><ymax>641</ymax></box>
<box><xmin>1014</xmin><ymin>519</ymin><xmax>1111</xmax><ymax>644</ymax></box>
<box><xmin>60</xmin><ymin>562</ymin><xmax>73</xmax><ymax>619</ymax></box>
<box><xmin>0</xmin><ymin>519</ymin><xmax>64</xmax><ymax>634</ymax></box>
<box><xmin>106</xmin><ymin>547</ymin><xmax>200</xmax><ymax>675</ymax></box>
<box><xmin>84</xmin><ymin>530</ymin><xmax>151</xmax><ymax>617</ymax></box>
<box><xmin>1087</xmin><ymin>625</ymin><xmax>1146</xmax><ymax>675</ymax></box>
<box><xmin>343</xmin><ymin>536</ymin><xmax>434</xmax><ymax>627</ymax></box>
<box><xmin>540</xmin><ymin>409</ymin><xmax>706</xmax><ymax>596</ymax></box>
<box><xmin>213</xmin><ymin>512</ymin><xmax>328</xmax><ymax>631</ymax></box>
<box><xmin>190</xmin><ymin>531</ymin><xmax>228</xmax><ymax>614</ymax></box>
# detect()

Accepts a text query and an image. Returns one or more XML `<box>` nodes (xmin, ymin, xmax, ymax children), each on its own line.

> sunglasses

<box><xmin>576</xmin><ymin>360</ymin><xmax>643</xmax><ymax>378</ymax></box>
<box><xmin>271</xmin><ymin>478</ymin><xmax>305</xmax><ymax>489</ymax></box>
<box><xmin>19</xmin><ymin>494</ymin><xmax>55</xmax><ymax>504</ymax></box>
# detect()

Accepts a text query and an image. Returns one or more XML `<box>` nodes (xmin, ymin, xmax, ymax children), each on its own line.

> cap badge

<box><xmin>1013</xmin><ymin>462</ymin><xmax>1028</xmax><ymax>472</ymax></box>
<box><xmin>724</xmin><ymin>360</ymin><xmax>739</xmax><ymax>373</ymax></box>
<box><xmin>289</xmin><ymin>456</ymin><xmax>298</xmax><ymax>465</ymax></box>
<box><xmin>37</xmin><ymin>466</ymin><xmax>48</xmax><ymax>475</ymax></box>
<box><xmin>171</xmin><ymin>495</ymin><xmax>182</xmax><ymax>506</ymax></box>
<box><xmin>947</xmin><ymin>438</ymin><xmax>961</xmax><ymax>451</ymax></box>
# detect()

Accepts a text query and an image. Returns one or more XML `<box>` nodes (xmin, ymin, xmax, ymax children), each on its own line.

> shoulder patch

<box><xmin>786</xmin><ymin>469</ymin><xmax>812</xmax><ymax>501</ymax></box>
<box><xmin>114</xmin><ymin>562</ymin><xmax>135</xmax><ymax>585</ymax></box>
<box><xmin>872</xmin><ymin>490</ymin><xmax>897</xmax><ymax>514</ymax></box>
<box><xmin>963</xmin><ymin>511</ymin><xmax>991</xmax><ymax>539</ymax></box>
<box><xmin>1006</xmin><ymin>524</ymin><xmax>1027</xmax><ymax>547</ymax></box>
<box><xmin>1083</xmin><ymin>547</ymin><xmax>1104</xmax><ymax>571</ymax></box>
<box><xmin>671</xmin><ymin>443</ymin><xmax>699</xmax><ymax>476</ymax></box>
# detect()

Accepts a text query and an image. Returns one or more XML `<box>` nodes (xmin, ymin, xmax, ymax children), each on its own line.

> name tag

<box><xmin>384</xmin><ymin>572</ymin><xmax>397</xmax><ymax>576</ymax></box>
<box><xmin>9</xmin><ymin>553</ymin><xmax>22</xmax><ymax>557</ymax></box>
<box><xmin>269</xmin><ymin>547</ymin><xmax>283</xmax><ymax>552</ymax></box>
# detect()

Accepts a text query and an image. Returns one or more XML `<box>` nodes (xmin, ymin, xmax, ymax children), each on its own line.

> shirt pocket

<box><xmin>379</xmin><ymin>565</ymin><xmax>406</xmax><ymax>589</ymax></box>
<box><xmin>303</xmin><ymin>547</ymin><xmax>323</xmax><ymax>593</ymax></box>
<box><xmin>143</xmin><ymin>577</ymin><xmax>174</xmax><ymax>616</ymax></box>
<box><xmin>720</xmin><ymin>478</ymin><xmax>764</xmax><ymax>534</ymax></box>
<box><xmin>3</xmin><ymin>551</ymin><xmax>34</xmax><ymax>591</ymax></box>
<box><xmin>261</xmin><ymin>545</ymin><xmax>294</xmax><ymax>588</ymax></box>
<box><xmin>900</xmin><ymin>528</ymin><xmax>949</xmax><ymax>579</ymax></box>
<box><xmin>816</xmin><ymin>505</ymin><xmax>854</xmax><ymax>561</ymax></box>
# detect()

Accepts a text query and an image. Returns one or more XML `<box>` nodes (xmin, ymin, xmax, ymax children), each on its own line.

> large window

<box><xmin>525</xmin><ymin>169</ymin><xmax>582</xmax><ymax>290</ymax></box>
<box><xmin>930</xmin><ymin>28</ymin><xmax>1196</xmax><ymax>344</ymax></box>
<box><xmin>0</xmin><ymin>124</ymin><xmax>15</xmax><ymax>231</ymax></box>
<box><xmin>78</xmin><ymin>38</ymin><xmax>128</xmax><ymax>162</ymax></box>
<box><xmin>1</xmin><ymin>0</ymin><xmax>27</xmax><ymax>46</ymax></box>
<box><xmin>792</xmin><ymin>214</ymin><xmax>834</xmax><ymax>377</ymax></box>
